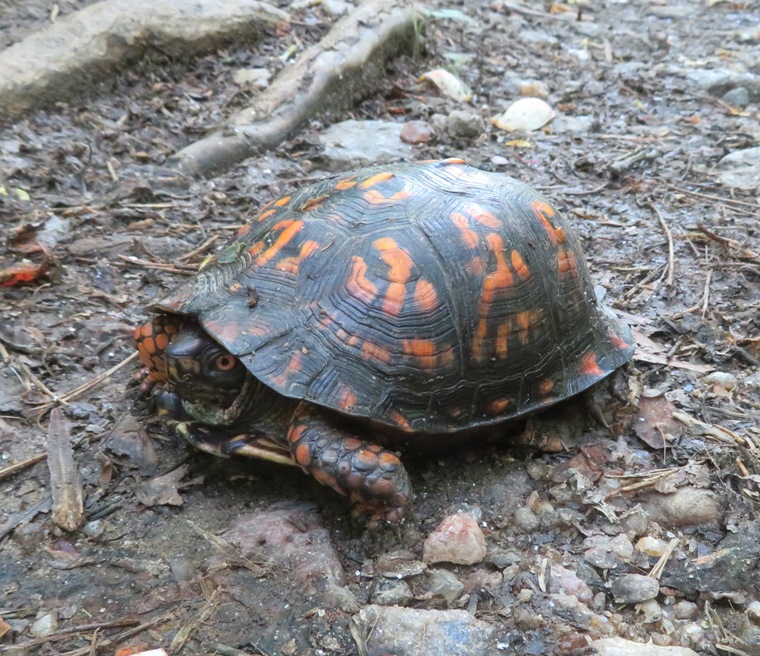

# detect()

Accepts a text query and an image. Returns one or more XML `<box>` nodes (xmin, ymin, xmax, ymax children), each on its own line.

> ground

<box><xmin>1</xmin><ymin>0</ymin><xmax>759</xmax><ymax>655</ymax></box>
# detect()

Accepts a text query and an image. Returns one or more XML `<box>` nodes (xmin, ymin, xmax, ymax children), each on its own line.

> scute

<box><xmin>153</xmin><ymin>159</ymin><xmax>634</xmax><ymax>433</ymax></box>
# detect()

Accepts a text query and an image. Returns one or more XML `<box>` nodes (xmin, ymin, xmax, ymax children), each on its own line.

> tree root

<box><xmin>170</xmin><ymin>0</ymin><xmax>420</xmax><ymax>177</ymax></box>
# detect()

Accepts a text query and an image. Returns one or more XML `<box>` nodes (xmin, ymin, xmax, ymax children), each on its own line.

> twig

<box><xmin>650</xmin><ymin>203</ymin><xmax>674</xmax><ymax>287</ymax></box>
<box><xmin>32</xmin><ymin>351</ymin><xmax>140</xmax><ymax>418</ymax></box>
<box><xmin>701</xmin><ymin>268</ymin><xmax>712</xmax><ymax>318</ymax></box>
<box><xmin>58</xmin><ymin>614</ymin><xmax>171</xmax><ymax>656</ymax></box>
<box><xmin>667</xmin><ymin>183</ymin><xmax>760</xmax><ymax>211</ymax></box>
<box><xmin>695</xmin><ymin>223</ymin><xmax>759</xmax><ymax>259</ymax></box>
<box><xmin>116</xmin><ymin>254</ymin><xmax>198</xmax><ymax>274</ymax></box>
<box><xmin>648</xmin><ymin>537</ymin><xmax>680</xmax><ymax>580</ymax></box>
<box><xmin>0</xmin><ymin>452</ymin><xmax>47</xmax><ymax>482</ymax></box>
<box><xmin>177</xmin><ymin>234</ymin><xmax>220</xmax><ymax>262</ymax></box>
<box><xmin>672</xmin><ymin>411</ymin><xmax>746</xmax><ymax>446</ymax></box>
<box><xmin>0</xmin><ymin>618</ymin><xmax>140</xmax><ymax>651</ymax></box>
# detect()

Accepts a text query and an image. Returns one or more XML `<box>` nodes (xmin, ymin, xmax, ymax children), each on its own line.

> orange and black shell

<box><xmin>152</xmin><ymin>158</ymin><xmax>634</xmax><ymax>434</ymax></box>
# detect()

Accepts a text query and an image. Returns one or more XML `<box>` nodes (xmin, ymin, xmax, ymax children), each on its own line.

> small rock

<box><xmin>419</xmin><ymin>68</ymin><xmax>472</xmax><ymax>102</ymax></box>
<box><xmin>593</xmin><ymin>637</ymin><xmax>699</xmax><ymax>656</ymax></box>
<box><xmin>422</xmin><ymin>568</ymin><xmax>465</xmax><ymax>604</ymax></box>
<box><xmin>445</xmin><ymin>109</ymin><xmax>485</xmax><ymax>139</ymax></box>
<box><xmin>717</xmin><ymin>147</ymin><xmax>760</xmax><ymax>189</ymax></box>
<box><xmin>375</xmin><ymin>550</ymin><xmax>426</xmax><ymax>579</ymax></box>
<box><xmin>635</xmin><ymin>536</ymin><xmax>670</xmax><ymax>557</ymax></box>
<box><xmin>748</xmin><ymin>600</ymin><xmax>760</xmax><ymax>626</ymax></box>
<box><xmin>701</xmin><ymin>371</ymin><xmax>738</xmax><ymax>395</ymax></box>
<box><xmin>423</xmin><ymin>513</ymin><xmax>487</xmax><ymax>565</ymax></box>
<box><xmin>684</xmin><ymin>68</ymin><xmax>760</xmax><ymax>101</ymax></box>
<box><xmin>319</xmin><ymin>120</ymin><xmax>411</xmax><ymax>169</ymax></box>
<box><xmin>321</xmin><ymin>0</ymin><xmax>350</xmax><ymax>16</ymax></box>
<box><xmin>355</xmin><ymin>605</ymin><xmax>496</xmax><ymax>655</ymax></box>
<box><xmin>722</xmin><ymin>86</ymin><xmax>750</xmax><ymax>107</ymax></box>
<box><xmin>30</xmin><ymin>612</ymin><xmax>57</xmax><ymax>638</ymax></box>
<box><xmin>551</xmin><ymin>114</ymin><xmax>594</xmax><ymax>134</ymax></box>
<box><xmin>233</xmin><ymin>67</ymin><xmax>270</xmax><ymax>89</ymax></box>
<box><xmin>370</xmin><ymin>579</ymin><xmax>413</xmax><ymax>606</ymax></box>
<box><xmin>673</xmin><ymin>600</ymin><xmax>699</xmax><ymax>620</ymax></box>
<box><xmin>518</xmin><ymin>29</ymin><xmax>558</xmax><ymax>46</ymax></box>
<box><xmin>513</xmin><ymin>506</ymin><xmax>540</xmax><ymax>532</ymax></box>
<box><xmin>610</xmin><ymin>574</ymin><xmax>660</xmax><ymax>604</ymax></box>
<box><xmin>583</xmin><ymin>534</ymin><xmax>633</xmax><ymax>569</ymax></box>
<box><xmin>400</xmin><ymin>120</ymin><xmax>434</xmax><ymax>144</ymax></box>
<box><xmin>638</xmin><ymin>599</ymin><xmax>663</xmax><ymax>623</ymax></box>
<box><xmin>517</xmin><ymin>79</ymin><xmax>549</xmax><ymax>98</ymax></box>
<box><xmin>549</xmin><ymin>564</ymin><xmax>594</xmax><ymax>604</ymax></box>
<box><xmin>492</xmin><ymin>97</ymin><xmax>555</xmax><ymax>132</ymax></box>
<box><xmin>643</xmin><ymin>488</ymin><xmax>721</xmax><ymax>528</ymax></box>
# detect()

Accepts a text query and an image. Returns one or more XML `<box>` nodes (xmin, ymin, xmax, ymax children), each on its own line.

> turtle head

<box><xmin>164</xmin><ymin>324</ymin><xmax>251</xmax><ymax>426</ymax></box>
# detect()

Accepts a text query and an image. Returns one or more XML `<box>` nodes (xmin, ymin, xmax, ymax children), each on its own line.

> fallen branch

<box><xmin>0</xmin><ymin>0</ymin><xmax>288</xmax><ymax>121</ymax></box>
<box><xmin>171</xmin><ymin>0</ymin><xmax>420</xmax><ymax>176</ymax></box>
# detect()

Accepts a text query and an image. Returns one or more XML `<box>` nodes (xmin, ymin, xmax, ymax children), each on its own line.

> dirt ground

<box><xmin>1</xmin><ymin>0</ymin><xmax>759</xmax><ymax>655</ymax></box>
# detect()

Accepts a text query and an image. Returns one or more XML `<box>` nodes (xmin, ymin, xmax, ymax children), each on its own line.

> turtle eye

<box><xmin>215</xmin><ymin>354</ymin><xmax>238</xmax><ymax>371</ymax></box>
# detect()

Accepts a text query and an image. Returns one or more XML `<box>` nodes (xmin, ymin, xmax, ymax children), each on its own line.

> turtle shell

<box><xmin>153</xmin><ymin>158</ymin><xmax>634</xmax><ymax>433</ymax></box>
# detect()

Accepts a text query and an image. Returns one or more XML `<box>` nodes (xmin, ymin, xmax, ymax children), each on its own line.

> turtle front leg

<box><xmin>154</xmin><ymin>390</ymin><xmax>294</xmax><ymax>465</ymax></box>
<box><xmin>287</xmin><ymin>402</ymin><xmax>413</xmax><ymax>527</ymax></box>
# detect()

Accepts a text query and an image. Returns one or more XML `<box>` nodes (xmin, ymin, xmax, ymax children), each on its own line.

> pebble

<box><xmin>355</xmin><ymin>605</ymin><xmax>496</xmax><ymax>655</ymax></box>
<box><xmin>423</xmin><ymin>513</ymin><xmax>487</xmax><ymax>565</ymax></box>
<box><xmin>717</xmin><ymin>146</ymin><xmax>760</xmax><ymax>190</ymax></box>
<box><xmin>583</xmin><ymin>534</ymin><xmax>634</xmax><ymax>569</ymax></box>
<box><xmin>512</xmin><ymin>506</ymin><xmax>540</xmax><ymax>532</ymax></box>
<box><xmin>673</xmin><ymin>600</ymin><xmax>699</xmax><ymax>620</ymax></box>
<box><xmin>749</xmin><ymin>601</ymin><xmax>760</xmax><ymax>626</ymax></box>
<box><xmin>321</xmin><ymin>0</ymin><xmax>350</xmax><ymax>16</ymax></box>
<box><xmin>702</xmin><ymin>371</ymin><xmax>738</xmax><ymax>395</ymax></box>
<box><xmin>593</xmin><ymin>637</ymin><xmax>699</xmax><ymax>656</ymax></box>
<box><xmin>370</xmin><ymin>579</ymin><xmax>414</xmax><ymax>606</ymax></box>
<box><xmin>492</xmin><ymin>97</ymin><xmax>555</xmax><ymax>131</ymax></box>
<box><xmin>548</xmin><ymin>564</ymin><xmax>594</xmax><ymax>603</ymax></box>
<box><xmin>635</xmin><ymin>536</ymin><xmax>670</xmax><ymax>557</ymax></box>
<box><xmin>400</xmin><ymin>120</ymin><xmax>434</xmax><ymax>144</ymax></box>
<box><xmin>419</xmin><ymin>68</ymin><xmax>472</xmax><ymax>102</ymax></box>
<box><xmin>30</xmin><ymin>612</ymin><xmax>57</xmax><ymax>638</ymax></box>
<box><xmin>422</xmin><ymin>568</ymin><xmax>465</xmax><ymax>604</ymax></box>
<box><xmin>722</xmin><ymin>86</ymin><xmax>750</xmax><ymax>107</ymax></box>
<box><xmin>684</xmin><ymin>68</ymin><xmax>760</xmax><ymax>101</ymax></box>
<box><xmin>643</xmin><ymin>488</ymin><xmax>721</xmax><ymax>528</ymax></box>
<box><xmin>445</xmin><ymin>109</ymin><xmax>485</xmax><ymax>138</ymax></box>
<box><xmin>551</xmin><ymin>114</ymin><xmax>594</xmax><ymax>134</ymax></box>
<box><xmin>232</xmin><ymin>67</ymin><xmax>270</xmax><ymax>89</ymax></box>
<box><xmin>610</xmin><ymin>574</ymin><xmax>660</xmax><ymax>604</ymax></box>
<box><xmin>319</xmin><ymin>120</ymin><xmax>411</xmax><ymax>169</ymax></box>
<box><xmin>517</xmin><ymin>79</ymin><xmax>549</xmax><ymax>98</ymax></box>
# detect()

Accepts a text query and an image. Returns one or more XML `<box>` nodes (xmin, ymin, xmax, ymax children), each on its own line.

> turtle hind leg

<box><xmin>287</xmin><ymin>402</ymin><xmax>413</xmax><ymax>527</ymax></box>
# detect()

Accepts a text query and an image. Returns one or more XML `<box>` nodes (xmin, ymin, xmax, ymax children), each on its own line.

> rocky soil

<box><xmin>1</xmin><ymin>0</ymin><xmax>759</xmax><ymax>655</ymax></box>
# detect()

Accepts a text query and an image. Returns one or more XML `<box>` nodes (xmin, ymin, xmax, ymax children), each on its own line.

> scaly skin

<box><xmin>135</xmin><ymin>317</ymin><xmax>414</xmax><ymax>525</ymax></box>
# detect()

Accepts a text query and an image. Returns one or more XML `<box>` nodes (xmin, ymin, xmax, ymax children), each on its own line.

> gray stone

<box><xmin>723</xmin><ymin>86</ymin><xmax>750</xmax><ymax>107</ymax></box>
<box><xmin>353</xmin><ymin>605</ymin><xmax>497</xmax><ymax>656</ymax></box>
<box><xmin>319</xmin><ymin>120</ymin><xmax>411</xmax><ymax>169</ymax></box>
<box><xmin>422</xmin><ymin>568</ymin><xmax>465</xmax><ymax>604</ymax></box>
<box><xmin>446</xmin><ymin>109</ymin><xmax>485</xmax><ymax>138</ymax></box>
<box><xmin>370</xmin><ymin>579</ymin><xmax>413</xmax><ymax>606</ymax></box>
<box><xmin>610</xmin><ymin>574</ymin><xmax>660</xmax><ymax>604</ymax></box>
<box><xmin>717</xmin><ymin>146</ymin><xmax>760</xmax><ymax>190</ymax></box>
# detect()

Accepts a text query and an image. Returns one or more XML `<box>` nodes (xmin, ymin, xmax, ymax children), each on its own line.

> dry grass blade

<box><xmin>169</xmin><ymin>587</ymin><xmax>222</xmax><ymax>652</ymax></box>
<box><xmin>188</xmin><ymin>521</ymin><xmax>268</xmax><ymax>576</ymax></box>
<box><xmin>0</xmin><ymin>452</ymin><xmax>47</xmax><ymax>482</ymax></box>
<box><xmin>648</xmin><ymin>537</ymin><xmax>680</xmax><ymax>580</ymax></box>
<box><xmin>672</xmin><ymin>411</ymin><xmax>746</xmax><ymax>446</ymax></box>
<box><xmin>33</xmin><ymin>351</ymin><xmax>139</xmax><ymax>418</ymax></box>
<box><xmin>649</xmin><ymin>203</ymin><xmax>675</xmax><ymax>288</ymax></box>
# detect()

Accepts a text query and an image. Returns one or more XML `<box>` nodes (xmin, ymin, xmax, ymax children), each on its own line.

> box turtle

<box><xmin>135</xmin><ymin>158</ymin><xmax>633</xmax><ymax>526</ymax></box>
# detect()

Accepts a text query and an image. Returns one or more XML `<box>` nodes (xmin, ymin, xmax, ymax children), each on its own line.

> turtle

<box><xmin>134</xmin><ymin>158</ymin><xmax>634</xmax><ymax>526</ymax></box>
